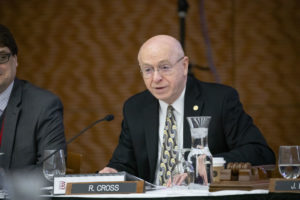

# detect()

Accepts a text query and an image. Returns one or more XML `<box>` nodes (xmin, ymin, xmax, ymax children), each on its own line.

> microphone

<box><xmin>39</xmin><ymin>114</ymin><xmax>114</xmax><ymax>164</ymax></box>
<box><xmin>178</xmin><ymin>0</ymin><xmax>189</xmax><ymax>18</ymax></box>
<box><xmin>66</xmin><ymin>114</ymin><xmax>114</xmax><ymax>145</ymax></box>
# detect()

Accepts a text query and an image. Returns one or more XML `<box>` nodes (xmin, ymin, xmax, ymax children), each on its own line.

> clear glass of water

<box><xmin>43</xmin><ymin>149</ymin><xmax>66</xmax><ymax>182</ymax></box>
<box><xmin>171</xmin><ymin>148</ymin><xmax>194</xmax><ymax>187</ymax></box>
<box><xmin>278</xmin><ymin>146</ymin><xmax>300</xmax><ymax>179</ymax></box>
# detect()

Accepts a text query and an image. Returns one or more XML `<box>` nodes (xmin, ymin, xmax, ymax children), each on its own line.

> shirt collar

<box><xmin>0</xmin><ymin>81</ymin><xmax>14</xmax><ymax>112</ymax></box>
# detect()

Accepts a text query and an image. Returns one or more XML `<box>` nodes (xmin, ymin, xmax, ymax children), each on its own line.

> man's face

<box><xmin>0</xmin><ymin>47</ymin><xmax>17</xmax><ymax>93</ymax></box>
<box><xmin>139</xmin><ymin>45</ymin><xmax>188</xmax><ymax>104</ymax></box>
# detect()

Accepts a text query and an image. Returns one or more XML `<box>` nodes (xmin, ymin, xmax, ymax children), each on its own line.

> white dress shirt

<box><xmin>154</xmin><ymin>87</ymin><xmax>186</xmax><ymax>185</ymax></box>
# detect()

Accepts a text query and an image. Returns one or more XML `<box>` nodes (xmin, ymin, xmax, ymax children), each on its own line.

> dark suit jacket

<box><xmin>107</xmin><ymin>76</ymin><xmax>275</xmax><ymax>183</ymax></box>
<box><xmin>0</xmin><ymin>78</ymin><xmax>66</xmax><ymax>171</ymax></box>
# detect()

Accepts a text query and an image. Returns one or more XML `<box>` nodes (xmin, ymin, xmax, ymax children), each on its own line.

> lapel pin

<box><xmin>193</xmin><ymin>105</ymin><xmax>199</xmax><ymax>111</ymax></box>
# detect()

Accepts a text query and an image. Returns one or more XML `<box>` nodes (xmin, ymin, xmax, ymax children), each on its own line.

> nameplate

<box><xmin>65</xmin><ymin>181</ymin><xmax>145</xmax><ymax>194</ymax></box>
<box><xmin>269</xmin><ymin>178</ymin><xmax>300</xmax><ymax>193</ymax></box>
<box><xmin>53</xmin><ymin>172</ymin><xmax>127</xmax><ymax>194</ymax></box>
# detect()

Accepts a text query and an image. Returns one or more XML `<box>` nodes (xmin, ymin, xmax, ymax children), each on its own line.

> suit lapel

<box><xmin>143</xmin><ymin>96</ymin><xmax>159</xmax><ymax>182</ymax></box>
<box><xmin>183</xmin><ymin>77</ymin><xmax>204</xmax><ymax>148</ymax></box>
<box><xmin>0</xmin><ymin>79</ymin><xmax>21</xmax><ymax>169</ymax></box>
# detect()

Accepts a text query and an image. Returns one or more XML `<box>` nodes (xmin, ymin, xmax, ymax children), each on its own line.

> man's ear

<box><xmin>183</xmin><ymin>56</ymin><xmax>189</xmax><ymax>75</ymax></box>
<box><xmin>13</xmin><ymin>55</ymin><xmax>18</xmax><ymax>67</ymax></box>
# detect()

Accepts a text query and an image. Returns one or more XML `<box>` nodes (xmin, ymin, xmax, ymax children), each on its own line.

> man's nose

<box><xmin>152</xmin><ymin>69</ymin><xmax>162</xmax><ymax>81</ymax></box>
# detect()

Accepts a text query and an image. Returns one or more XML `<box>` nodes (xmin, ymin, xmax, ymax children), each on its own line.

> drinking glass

<box><xmin>278</xmin><ymin>146</ymin><xmax>300</xmax><ymax>179</ymax></box>
<box><xmin>43</xmin><ymin>149</ymin><xmax>66</xmax><ymax>182</ymax></box>
<box><xmin>170</xmin><ymin>148</ymin><xmax>194</xmax><ymax>187</ymax></box>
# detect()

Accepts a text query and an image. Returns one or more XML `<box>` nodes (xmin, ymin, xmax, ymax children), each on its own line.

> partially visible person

<box><xmin>0</xmin><ymin>24</ymin><xmax>66</xmax><ymax>171</ymax></box>
<box><xmin>100</xmin><ymin>35</ymin><xmax>275</xmax><ymax>185</ymax></box>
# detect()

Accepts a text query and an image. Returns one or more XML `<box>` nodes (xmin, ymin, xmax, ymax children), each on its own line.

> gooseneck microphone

<box><xmin>66</xmin><ymin>114</ymin><xmax>114</xmax><ymax>145</ymax></box>
<box><xmin>39</xmin><ymin>114</ymin><xmax>114</xmax><ymax>164</ymax></box>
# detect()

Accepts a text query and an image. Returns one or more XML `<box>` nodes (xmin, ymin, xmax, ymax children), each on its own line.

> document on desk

<box><xmin>124</xmin><ymin>172</ymin><xmax>159</xmax><ymax>190</ymax></box>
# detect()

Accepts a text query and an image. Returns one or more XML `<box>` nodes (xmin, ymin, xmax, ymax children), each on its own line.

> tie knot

<box><xmin>167</xmin><ymin>106</ymin><xmax>175</xmax><ymax>118</ymax></box>
<box><xmin>167</xmin><ymin>105</ymin><xmax>174</xmax><ymax>112</ymax></box>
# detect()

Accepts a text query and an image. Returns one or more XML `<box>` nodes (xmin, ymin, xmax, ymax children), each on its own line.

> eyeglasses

<box><xmin>140</xmin><ymin>56</ymin><xmax>184</xmax><ymax>79</ymax></box>
<box><xmin>0</xmin><ymin>53</ymin><xmax>12</xmax><ymax>64</ymax></box>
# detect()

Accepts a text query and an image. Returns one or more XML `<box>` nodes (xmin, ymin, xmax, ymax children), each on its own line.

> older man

<box><xmin>100</xmin><ymin>35</ymin><xmax>275</xmax><ymax>185</ymax></box>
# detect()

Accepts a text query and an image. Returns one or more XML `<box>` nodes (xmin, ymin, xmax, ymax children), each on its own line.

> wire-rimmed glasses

<box><xmin>140</xmin><ymin>56</ymin><xmax>184</xmax><ymax>79</ymax></box>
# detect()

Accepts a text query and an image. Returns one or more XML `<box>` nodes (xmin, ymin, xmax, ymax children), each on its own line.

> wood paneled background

<box><xmin>1</xmin><ymin>0</ymin><xmax>299</xmax><ymax>173</ymax></box>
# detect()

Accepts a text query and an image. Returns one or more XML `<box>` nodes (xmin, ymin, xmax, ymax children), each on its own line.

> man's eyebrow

<box><xmin>140</xmin><ymin>64</ymin><xmax>153</xmax><ymax>68</ymax></box>
<box><xmin>0</xmin><ymin>50</ymin><xmax>10</xmax><ymax>54</ymax></box>
<box><xmin>156</xmin><ymin>61</ymin><xmax>172</xmax><ymax>67</ymax></box>
<box><xmin>146</xmin><ymin>60</ymin><xmax>170</xmax><ymax>65</ymax></box>
<box><xmin>140</xmin><ymin>59</ymin><xmax>171</xmax><ymax>68</ymax></box>
<box><xmin>158</xmin><ymin>60</ymin><xmax>170</xmax><ymax>64</ymax></box>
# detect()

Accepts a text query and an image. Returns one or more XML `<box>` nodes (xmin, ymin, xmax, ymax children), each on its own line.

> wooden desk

<box><xmin>46</xmin><ymin>189</ymin><xmax>300</xmax><ymax>200</ymax></box>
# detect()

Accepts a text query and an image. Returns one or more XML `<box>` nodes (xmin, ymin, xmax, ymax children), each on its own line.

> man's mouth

<box><xmin>153</xmin><ymin>86</ymin><xmax>168</xmax><ymax>93</ymax></box>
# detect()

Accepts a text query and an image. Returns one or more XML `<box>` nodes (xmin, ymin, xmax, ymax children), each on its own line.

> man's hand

<box><xmin>99</xmin><ymin>167</ymin><xmax>118</xmax><ymax>173</ymax></box>
<box><xmin>197</xmin><ymin>154</ymin><xmax>208</xmax><ymax>185</ymax></box>
<box><xmin>166</xmin><ymin>173</ymin><xmax>188</xmax><ymax>187</ymax></box>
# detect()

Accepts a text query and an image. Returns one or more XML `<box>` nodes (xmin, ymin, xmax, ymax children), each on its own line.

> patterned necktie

<box><xmin>158</xmin><ymin>105</ymin><xmax>178</xmax><ymax>186</ymax></box>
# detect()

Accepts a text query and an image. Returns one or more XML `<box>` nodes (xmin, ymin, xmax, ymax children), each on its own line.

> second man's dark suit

<box><xmin>107</xmin><ymin>76</ymin><xmax>275</xmax><ymax>183</ymax></box>
<box><xmin>0</xmin><ymin>78</ymin><xmax>66</xmax><ymax>171</ymax></box>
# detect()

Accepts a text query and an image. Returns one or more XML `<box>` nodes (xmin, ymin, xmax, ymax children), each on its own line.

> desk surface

<box><xmin>2</xmin><ymin>188</ymin><xmax>300</xmax><ymax>200</ymax></box>
<box><xmin>47</xmin><ymin>188</ymin><xmax>300</xmax><ymax>200</ymax></box>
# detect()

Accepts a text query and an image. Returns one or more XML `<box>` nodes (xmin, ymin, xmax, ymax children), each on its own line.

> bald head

<box><xmin>137</xmin><ymin>35</ymin><xmax>189</xmax><ymax>104</ymax></box>
<box><xmin>138</xmin><ymin>35</ymin><xmax>185</xmax><ymax>65</ymax></box>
